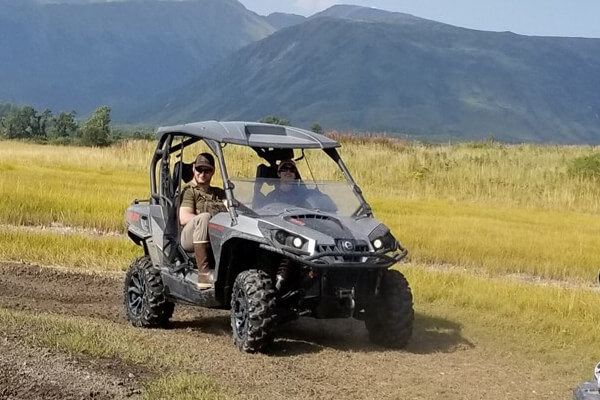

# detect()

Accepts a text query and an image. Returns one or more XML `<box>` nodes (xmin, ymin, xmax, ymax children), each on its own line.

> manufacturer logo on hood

<box><xmin>342</xmin><ymin>240</ymin><xmax>354</xmax><ymax>251</ymax></box>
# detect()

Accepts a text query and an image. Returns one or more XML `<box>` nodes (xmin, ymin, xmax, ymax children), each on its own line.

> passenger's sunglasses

<box><xmin>279</xmin><ymin>167</ymin><xmax>296</xmax><ymax>173</ymax></box>
<box><xmin>195</xmin><ymin>167</ymin><xmax>213</xmax><ymax>174</ymax></box>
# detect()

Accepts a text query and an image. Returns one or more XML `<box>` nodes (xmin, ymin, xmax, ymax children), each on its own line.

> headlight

<box><xmin>268</xmin><ymin>228</ymin><xmax>306</xmax><ymax>251</ymax></box>
<box><xmin>292</xmin><ymin>237</ymin><xmax>303</xmax><ymax>248</ymax></box>
<box><xmin>369</xmin><ymin>224</ymin><xmax>398</xmax><ymax>252</ymax></box>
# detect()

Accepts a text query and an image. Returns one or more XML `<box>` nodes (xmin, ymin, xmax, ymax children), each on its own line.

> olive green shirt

<box><xmin>180</xmin><ymin>182</ymin><xmax>227</xmax><ymax>217</ymax></box>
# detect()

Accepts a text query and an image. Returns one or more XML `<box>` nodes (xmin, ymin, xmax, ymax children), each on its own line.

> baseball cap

<box><xmin>194</xmin><ymin>153</ymin><xmax>215</xmax><ymax>171</ymax></box>
<box><xmin>278</xmin><ymin>159</ymin><xmax>297</xmax><ymax>171</ymax></box>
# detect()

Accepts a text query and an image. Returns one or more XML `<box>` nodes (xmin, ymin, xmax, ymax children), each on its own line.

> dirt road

<box><xmin>0</xmin><ymin>262</ymin><xmax>575</xmax><ymax>399</ymax></box>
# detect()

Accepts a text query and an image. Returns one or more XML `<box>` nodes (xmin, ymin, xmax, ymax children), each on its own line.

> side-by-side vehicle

<box><xmin>123</xmin><ymin>121</ymin><xmax>414</xmax><ymax>353</ymax></box>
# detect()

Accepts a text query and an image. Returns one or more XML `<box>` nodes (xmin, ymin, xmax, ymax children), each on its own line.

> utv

<box><xmin>124</xmin><ymin>121</ymin><xmax>414</xmax><ymax>353</ymax></box>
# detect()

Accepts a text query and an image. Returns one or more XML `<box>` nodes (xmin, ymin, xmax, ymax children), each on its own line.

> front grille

<box><xmin>315</xmin><ymin>240</ymin><xmax>369</xmax><ymax>263</ymax></box>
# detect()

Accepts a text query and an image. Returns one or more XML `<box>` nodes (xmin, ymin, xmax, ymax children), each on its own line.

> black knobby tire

<box><xmin>230</xmin><ymin>269</ymin><xmax>276</xmax><ymax>353</ymax></box>
<box><xmin>124</xmin><ymin>256</ymin><xmax>174</xmax><ymax>328</ymax></box>
<box><xmin>365</xmin><ymin>269</ymin><xmax>414</xmax><ymax>348</ymax></box>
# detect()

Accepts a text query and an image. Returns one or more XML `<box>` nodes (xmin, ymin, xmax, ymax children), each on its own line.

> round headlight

<box><xmin>292</xmin><ymin>237</ymin><xmax>303</xmax><ymax>248</ymax></box>
<box><xmin>373</xmin><ymin>239</ymin><xmax>383</xmax><ymax>250</ymax></box>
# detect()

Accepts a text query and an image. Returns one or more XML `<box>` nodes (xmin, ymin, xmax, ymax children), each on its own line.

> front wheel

<box><xmin>230</xmin><ymin>270</ymin><xmax>276</xmax><ymax>353</ymax></box>
<box><xmin>124</xmin><ymin>256</ymin><xmax>174</xmax><ymax>328</ymax></box>
<box><xmin>365</xmin><ymin>269</ymin><xmax>414</xmax><ymax>348</ymax></box>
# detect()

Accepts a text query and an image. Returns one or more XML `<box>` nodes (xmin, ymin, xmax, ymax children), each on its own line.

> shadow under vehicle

<box><xmin>123</xmin><ymin>121</ymin><xmax>414</xmax><ymax>353</ymax></box>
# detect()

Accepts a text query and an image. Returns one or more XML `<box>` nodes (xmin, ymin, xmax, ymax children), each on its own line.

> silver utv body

<box><xmin>125</xmin><ymin>121</ymin><xmax>407</xmax><ymax>319</ymax></box>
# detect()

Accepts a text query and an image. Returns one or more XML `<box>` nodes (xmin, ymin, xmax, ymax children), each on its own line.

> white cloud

<box><xmin>293</xmin><ymin>0</ymin><xmax>338</xmax><ymax>14</ymax></box>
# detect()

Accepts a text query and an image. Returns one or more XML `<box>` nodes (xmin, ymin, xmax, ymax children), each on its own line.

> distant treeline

<box><xmin>0</xmin><ymin>103</ymin><xmax>154</xmax><ymax>146</ymax></box>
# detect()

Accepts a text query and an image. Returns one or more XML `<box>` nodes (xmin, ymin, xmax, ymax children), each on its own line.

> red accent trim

<box><xmin>289</xmin><ymin>218</ymin><xmax>306</xmax><ymax>226</ymax></box>
<box><xmin>126</xmin><ymin>211</ymin><xmax>140</xmax><ymax>222</ymax></box>
<box><xmin>209</xmin><ymin>223</ymin><xmax>225</xmax><ymax>232</ymax></box>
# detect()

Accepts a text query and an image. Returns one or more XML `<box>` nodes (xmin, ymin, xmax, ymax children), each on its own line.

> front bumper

<box><xmin>259</xmin><ymin>243</ymin><xmax>408</xmax><ymax>269</ymax></box>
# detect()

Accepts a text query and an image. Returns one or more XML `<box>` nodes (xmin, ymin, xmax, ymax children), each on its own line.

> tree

<box><xmin>52</xmin><ymin>111</ymin><xmax>78</xmax><ymax>137</ymax></box>
<box><xmin>40</xmin><ymin>108</ymin><xmax>53</xmax><ymax>138</ymax></box>
<box><xmin>0</xmin><ymin>106</ymin><xmax>47</xmax><ymax>140</ymax></box>
<box><xmin>1</xmin><ymin>109</ymin><xmax>28</xmax><ymax>139</ymax></box>
<box><xmin>21</xmin><ymin>106</ymin><xmax>42</xmax><ymax>138</ymax></box>
<box><xmin>81</xmin><ymin>106</ymin><xmax>111</xmax><ymax>147</ymax></box>
<box><xmin>0</xmin><ymin>103</ymin><xmax>18</xmax><ymax>119</ymax></box>
<box><xmin>310</xmin><ymin>123</ymin><xmax>324</xmax><ymax>134</ymax></box>
<box><xmin>259</xmin><ymin>115</ymin><xmax>290</xmax><ymax>126</ymax></box>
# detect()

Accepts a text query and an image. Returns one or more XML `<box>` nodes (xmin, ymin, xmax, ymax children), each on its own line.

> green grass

<box><xmin>2</xmin><ymin>138</ymin><xmax>600</xmax><ymax>388</ymax></box>
<box><xmin>378</xmin><ymin>199</ymin><xmax>600</xmax><ymax>282</ymax></box>
<box><xmin>2</xmin><ymin>140</ymin><xmax>600</xmax><ymax>281</ymax></box>
<box><xmin>0</xmin><ymin>227</ymin><xmax>139</xmax><ymax>271</ymax></box>
<box><xmin>0</xmin><ymin>307</ymin><xmax>228</xmax><ymax>400</ymax></box>
<box><xmin>0</xmin><ymin>161</ymin><xmax>146</xmax><ymax>232</ymax></box>
<box><xmin>1</xmin><ymin>265</ymin><xmax>598</xmax><ymax>389</ymax></box>
<box><xmin>404</xmin><ymin>265</ymin><xmax>600</xmax><ymax>377</ymax></box>
<box><xmin>3</xmin><ymin>140</ymin><xmax>600</xmax><ymax>232</ymax></box>
<box><xmin>144</xmin><ymin>374</ymin><xmax>226</xmax><ymax>400</ymax></box>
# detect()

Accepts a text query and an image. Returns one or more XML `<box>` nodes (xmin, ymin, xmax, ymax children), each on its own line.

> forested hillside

<box><xmin>2</xmin><ymin>2</ymin><xmax>599</xmax><ymax>143</ymax></box>
<box><xmin>141</xmin><ymin>8</ymin><xmax>600</xmax><ymax>143</ymax></box>
<box><xmin>0</xmin><ymin>0</ymin><xmax>273</xmax><ymax>114</ymax></box>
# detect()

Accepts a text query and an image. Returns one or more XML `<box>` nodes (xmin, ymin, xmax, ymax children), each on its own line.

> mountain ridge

<box><xmin>139</xmin><ymin>15</ymin><xmax>600</xmax><ymax>143</ymax></box>
<box><xmin>1</xmin><ymin>1</ymin><xmax>599</xmax><ymax>143</ymax></box>
<box><xmin>0</xmin><ymin>0</ymin><xmax>274</xmax><ymax>113</ymax></box>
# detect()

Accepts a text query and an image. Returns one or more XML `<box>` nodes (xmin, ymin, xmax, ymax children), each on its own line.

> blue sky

<box><xmin>238</xmin><ymin>0</ymin><xmax>600</xmax><ymax>38</ymax></box>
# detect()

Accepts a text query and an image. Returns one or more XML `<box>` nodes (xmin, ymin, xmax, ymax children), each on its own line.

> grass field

<box><xmin>2</xmin><ymin>139</ymin><xmax>599</xmax><ymax>280</ymax></box>
<box><xmin>1</xmin><ymin>138</ymin><xmax>600</xmax><ymax>396</ymax></box>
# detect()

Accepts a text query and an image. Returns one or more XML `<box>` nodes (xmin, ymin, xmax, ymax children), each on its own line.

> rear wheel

<box><xmin>365</xmin><ymin>269</ymin><xmax>414</xmax><ymax>348</ymax></box>
<box><xmin>124</xmin><ymin>256</ymin><xmax>174</xmax><ymax>328</ymax></box>
<box><xmin>230</xmin><ymin>270</ymin><xmax>276</xmax><ymax>353</ymax></box>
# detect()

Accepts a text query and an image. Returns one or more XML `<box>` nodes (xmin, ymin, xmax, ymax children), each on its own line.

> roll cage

<box><xmin>149</xmin><ymin>121</ymin><xmax>374</xmax><ymax>228</ymax></box>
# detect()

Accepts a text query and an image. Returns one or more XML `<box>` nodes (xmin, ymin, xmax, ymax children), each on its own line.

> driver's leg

<box><xmin>181</xmin><ymin>213</ymin><xmax>214</xmax><ymax>288</ymax></box>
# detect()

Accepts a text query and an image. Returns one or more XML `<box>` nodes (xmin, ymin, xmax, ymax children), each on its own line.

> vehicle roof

<box><xmin>156</xmin><ymin>121</ymin><xmax>340</xmax><ymax>149</ymax></box>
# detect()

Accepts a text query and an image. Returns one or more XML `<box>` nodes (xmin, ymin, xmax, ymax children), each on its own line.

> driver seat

<box><xmin>165</xmin><ymin>160</ymin><xmax>195</xmax><ymax>267</ymax></box>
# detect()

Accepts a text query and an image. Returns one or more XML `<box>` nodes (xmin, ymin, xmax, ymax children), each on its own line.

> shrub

<box><xmin>568</xmin><ymin>153</ymin><xmax>600</xmax><ymax>180</ymax></box>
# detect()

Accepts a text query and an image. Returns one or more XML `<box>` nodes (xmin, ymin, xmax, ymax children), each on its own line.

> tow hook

<box><xmin>336</xmin><ymin>288</ymin><xmax>355</xmax><ymax>311</ymax></box>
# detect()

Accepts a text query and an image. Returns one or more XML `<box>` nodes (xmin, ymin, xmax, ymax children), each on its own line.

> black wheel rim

<box><xmin>127</xmin><ymin>270</ymin><xmax>145</xmax><ymax>317</ymax></box>
<box><xmin>233</xmin><ymin>288</ymin><xmax>248</xmax><ymax>340</ymax></box>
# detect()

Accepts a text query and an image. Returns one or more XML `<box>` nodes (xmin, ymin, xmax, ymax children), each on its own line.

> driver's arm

<box><xmin>179</xmin><ymin>206</ymin><xmax>195</xmax><ymax>226</ymax></box>
<box><xmin>179</xmin><ymin>186</ymin><xmax>196</xmax><ymax>226</ymax></box>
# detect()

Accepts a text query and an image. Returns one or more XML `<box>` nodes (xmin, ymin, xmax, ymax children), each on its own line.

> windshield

<box><xmin>231</xmin><ymin>178</ymin><xmax>363</xmax><ymax>217</ymax></box>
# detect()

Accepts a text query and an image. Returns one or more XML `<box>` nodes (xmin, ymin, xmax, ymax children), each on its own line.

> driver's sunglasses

<box><xmin>195</xmin><ymin>167</ymin><xmax>213</xmax><ymax>174</ymax></box>
<box><xmin>280</xmin><ymin>167</ymin><xmax>296</xmax><ymax>173</ymax></box>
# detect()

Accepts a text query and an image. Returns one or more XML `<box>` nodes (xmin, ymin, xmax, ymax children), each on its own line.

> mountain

<box><xmin>140</xmin><ymin>10</ymin><xmax>600</xmax><ymax>143</ymax></box>
<box><xmin>310</xmin><ymin>4</ymin><xmax>434</xmax><ymax>26</ymax></box>
<box><xmin>2</xmin><ymin>2</ymin><xmax>599</xmax><ymax>143</ymax></box>
<box><xmin>266</xmin><ymin>12</ymin><xmax>306</xmax><ymax>30</ymax></box>
<box><xmin>0</xmin><ymin>0</ymin><xmax>274</xmax><ymax>114</ymax></box>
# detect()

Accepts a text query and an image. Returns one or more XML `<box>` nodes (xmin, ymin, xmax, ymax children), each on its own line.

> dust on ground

<box><xmin>0</xmin><ymin>262</ymin><xmax>580</xmax><ymax>399</ymax></box>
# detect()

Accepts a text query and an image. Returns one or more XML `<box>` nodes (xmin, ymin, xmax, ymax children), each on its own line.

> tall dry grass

<box><xmin>1</xmin><ymin>138</ymin><xmax>600</xmax><ymax>385</ymax></box>
<box><xmin>1</xmin><ymin>138</ymin><xmax>600</xmax><ymax>280</ymax></box>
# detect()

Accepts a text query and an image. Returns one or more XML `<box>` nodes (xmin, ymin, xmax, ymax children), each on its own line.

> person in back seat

<box><xmin>263</xmin><ymin>159</ymin><xmax>310</xmax><ymax>207</ymax></box>
<box><xmin>179</xmin><ymin>153</ymin><xmax>226</xmax><ymax>289</ymax></box>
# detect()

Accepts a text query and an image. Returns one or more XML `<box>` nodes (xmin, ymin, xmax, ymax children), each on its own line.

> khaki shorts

<box><xmin>180</xmin><ymin>212</ymin><xmax>211</xmax><ymax>252</ymax></box>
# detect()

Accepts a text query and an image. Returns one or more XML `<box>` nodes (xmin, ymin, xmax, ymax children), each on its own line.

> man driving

<box><xmin>179</xmin><ymin>153</ymin><xmax>226</xmax><ymax>289</ymax></box>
